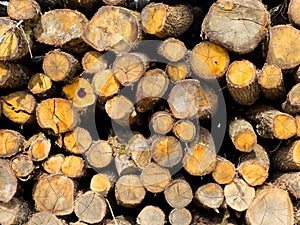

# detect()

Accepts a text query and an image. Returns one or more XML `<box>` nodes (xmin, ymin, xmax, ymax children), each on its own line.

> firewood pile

<box><xmin>1</xmin><ymin>0</ymin><xmax>300</xmax><ymax>224</ymax></box>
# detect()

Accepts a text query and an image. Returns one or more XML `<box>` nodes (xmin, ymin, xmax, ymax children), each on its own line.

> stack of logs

<box><xmin>1</xmin><ymin>0</ymin><xmax>300</xmax><ymax>224</ymax></box>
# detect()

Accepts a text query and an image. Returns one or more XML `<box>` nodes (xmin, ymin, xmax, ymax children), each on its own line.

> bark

<box><xmin>282</xmin><ymin>83</ymin><xmax>300</xmax><ymax>114</ymax></box>
<box><xmin>273</xmin><ymin>172</ymin><xmax>300</xmax><ymax>199</ymax></box>
<box><xmin>0</xmin><ymin>62</ymin><xmax>29</xmax><ymax>89</ymax></box>
<box><xmin>0</xmin><ymin>198</ymin><xmax>30</xmax><ymax>225</ymax></box>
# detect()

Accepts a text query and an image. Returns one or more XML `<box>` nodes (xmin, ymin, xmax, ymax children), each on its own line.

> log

<box><xmin>63</xmin><ymin>127</ymin><xmax>92</xmax><ymax>154</ymax></box>
<box><xmin>113</xmin><ymin>52</ymin><xmax>148</xmax><ymax>87</ymax></box>
<box><xmin>137</xmin><ymin>205</ymin><xmax>165</xmax><ymax>225</ymax></box>
<box><xmin>0</xmin><ymin>62</ymin><xmax>29</xmax><ymax>89</ymax></box>
<box><xmin>115</xmin><ymin>174</ymin><xmax>146</xmax><ymax>207</ymax></box>
<box><xmin>33</xmin><ymin>174</ymin><xmax>74</xmax><ymax>215</ymax></box>
<box><xmin>190</xmin><ymin>41</ymin><xmax>230</xmax><ymax>80</ymax></box>
<box><xmin>42</xmin><ymin>154</ymin><xmax>64</xmax><ymax>174</ymax></box>
<box><xmin>0</xmin><ymin>129</ymin><xmax>25</xmax><ymax>158</ymax></box>
<box><xmin>282</xmin><ymin>83</ymin><xmax>300</xmax><ymax>114</ymax></box>
<box><xmin>1</xmin><ymin>91</ymin><xmax>36</xmax><ymax>124</ymax></box>
<box><xmin>28</xmin><ymin>73</ymin><xmax>56</xmax><ymax>98</ymax></box>
<box><xmin>229</xmin><ymin>118</ymin><xmax>257</xmax><ymax>152</ymax></box>
<box><xmin>272</xmin><ymin>140</ymin><xmax>300</xmax><ymax>171</ymax></box>
<box><xmin>296</xmin><ymin>115</ymin><xmax>300</xmax><ymax>137</ymax></box>
<box><xmin>168</xmin><ymin>79</ymin><xmax>211</xmax><ymax>119</ymax></box>
<box><xmin>62</xmin><ymin>77</ymin><xmax>96</xmax><ymax>109</ymax></box>
<box><xmin>245</xmin><ymin>187</ymin><xmax>294</xmax><ymax>225</ymax></box>
<box><xmin>36</xmin><ymin>98</ymin><xmax>78</xmax><ymax>135</ymax></box>
<box><xmin>226</xmin><ymin>60</ymin><xmax>259</xmax><ymax>105</ymax></box>
<box><xmin>81</xmin><ymin>51</ymin><xmax>107</xmax><ymax>74</ymax></box>
<box><xmin>150</xmin><ymin>111</ymin><xmax>174</xmax><ymax>135</ymax></box>
<box><xmin>224</xmin><ymin>178</ymin><xmax>255</xmax><ymax>212</ymax></box>
<box><xmin>102</xmin><ymin>0</ymin><xmax>125</xmax><ymax>6</ymax></box>
<box><xmin>82</xmin><ymin>6</ymin><xmax>142</xmax><ymax>54</ymax></box>
<box><xmin>7</xmin><ymin>0</ymin><xmax>40</xmax><ymax>20</ymax></box>
<box><xmin>90</xmin><ymin>173</ymin><xmax>114</xmax><ymax>196</ymax></box>
<box><xmin>247</xmin><ymin>106</ymin><xmax>297</xmax><ymax>140</ymax></box>
<box><xmin>195</xmin><ymin>183</ymin><xmax>224</xmax><ymax>210</ymax></box>
<box><xmin>25</xmin><ymin>132</ymin><xmax>51</xmax><ymax>161</ymax></box>
<box><xmin>183</xmin><ymin>127</ymin><xmax>217</xmax><ymax>176</ymax></box>
<box><xmin>165</xmin><ymin>60</ymin><xmax>190</xmax><ymax>83</ymax></box>
<box><xmin>84</xmin><ymin>140</ymin><xmax>113</xmax><ymax>170</ymax></box>
<box><xmin>42</xmin><ymin>49</ymin><xmax>80</xmax><ymax>83</ymax></box>
<box><xmin>168</xmin><ymin>208</ymin><xmax>192</xmax><ymax>225</ymax></box>
<box><xmin>202</xmin><ymin>0</ymin><xmax>270</xmax><ymax>54</ymax></box>
<box><xmin>172</xmin><ymin>119</ymin><xmax>196</xmax><ymax>142</ymax></box>
<box><xmin>212</xmin><ymin>156</ymin><xmax>235</xmax><ymax>185</ymax></box>
<box><xmin>274</xmin><ymin>172</ymin><xmax>300</xmax><ymax>199</ymax></box>
<box><xmin>0</xmin><ymin>18</ymin><xmax>31</xmax><ymax>60</ymax></box>
<box><xmin>140</xmin><ymin>162</ymin><xmax>171</xmax><ymax>193</ymax></box>
<box><xmin>0</xmin><ymin>198</ymin><xmax>30</xmax><ymax>225</ymax></box>
<box><xmin>105</xmin><ymin>215</ymin><xmax>132</xmax><ymax>225</ymax></box>
<box><xmin>74</xmin><ymin>191</ymin><xmax>107</xmax><ymax>224</ymax></box>
<box><xmin>267</xmin><ymin>25</ymin><xmax>300</xmax><ymax>70</ymax></box>
<box><xmin>26</xmin><ymin>212</ymin><xmax>64</xmax><ymax>225</ymax></box>
<box><xmin>114</xmin><ymin>152</ymin><xmax>139</xmax><ymax>176</ymax></box>
<box><xmin>258</xmin><ymin>64</ymin><xmax>286</xmax><ymax>102</ymax></box>
<box><xmin>11</xmin><ymin>154</ymin><xmax>35</xmax><ymax>180</ymax></box>
<box><xmin>34</xmin><ymin>9</ymin><xmax>88</xmax><ymax>48</ymax></box>
<box><xmin>61</xmin><ymin>155</ymin><xmax>84</xmax><ymax>178</ymax></box>
<box><xmin>136</xmin><ymin>68</ymin><xmax>169</xmax><ymax>112</ymax></box>
<box><xmin>289</xmin><ymin>0</ymin><xmax>300</xmax><ymax>27</ymax></box>
<box><xmin>164</xmin><ymin>179</ymin><xmax>193</xmax><ymax>208</ymax></box>
<box><xmin>0</xmin><ymin>159</ymin><xmax>18</xmax><ymax>203</ymax></box>
<box><xmin>238</xmin><ymin>144</ymin><xmax>270</xmax><ymax>186</ymax></box>
<box><xmin>140</xmin><ymin>3</ymin><xmax>193</xmax><ymax>38</ymax></box>
<box><xmin>151</xmin><ymin>136</ymin><xmax>182</xmax><ymax>168</ymax></box>
<box><xmin>158</xmin><ymin>38</ymin><xmax>187</xmax><ymax>62</ymax></box>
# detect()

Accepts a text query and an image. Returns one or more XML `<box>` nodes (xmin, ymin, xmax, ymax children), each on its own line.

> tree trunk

<box><xmin>273</xmin><ymin>172</ymin><xmax>300</xmax><ymax>199</ymax></box>
<box><xmin>0</xmin><ymin>62</ymin><xmax>29</xmax><ymax>89</ymax></box>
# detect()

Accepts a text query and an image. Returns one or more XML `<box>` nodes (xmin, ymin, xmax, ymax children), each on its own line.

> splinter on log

<box><xmin>0</xmin><ymin>18</ymin><xmax>31</xmax><ymax>60</ymax></box>
<box><xmin>136</xmin><ymin>68</ymin><xmax>169</xmax><ymax>112</ymax></box>
<box><xmin>11</xmin><ymin>154</ymin><xmax>35</xmax><ymax>180</ymax></box>
<box><xmin>183</xmin><ymin>127</ymin><xmax>217</xmax><ymax>176</ymax></box>
<box><xmin>115</xmin><ymin>174</ymin><xmax>146</xmax><ymax>207</ymax></box>
<box><xmin>141</xmin><ymin>3</ymin><xmax>193</xmax><ymax>38</ymax></box>
<box><xmin>246</xmin><ymin>105</ymin><xmax>297</xmax><ymax>140</ymax></box>
<box><xmin>42</xmin><ymin>154</ymin><xmax>64</xmax><ymax>174</ymax></box>
<box><xmin>33</xmin><ymin>174</ymin><xmax>74</xmax><ymax>215</ymax></box>
<box><xmin>164</xmin><ymin>179</ymin><xmax>193</xmax><ymax>208</ymax></box>
<box><xmin>84</xmin><ymin>140</ymin><xmax>112</xmax><ymax>170</ymax></box>
<box><xmin>272</xmin><ymin>139</ymin><xmax>300</xmax><ymax>171</ymax></box>
<box><xmin>82</xmin><ymin>51</ymin><xmax>107</xmax><ymax>74</ymax></box>
<box><xmin>202</xmin><ymin>0</ymin><xmax>270</xmax><ymax>54</ymax></box>
<box><xmin>274</xmin><ymin>172</ymin><xmax>300</xmax><ymax>199</ymax></box>
<box><xmin>61</xmin><ymin>155</ymin><xmax>84</xmax><ymax>178</ymax></box>
<box><xmin>64</xmin><ymin>127</ymin><xmax>92</xmax><ymax>154</ymax></box>
<box><xmin>267</xmin><ymin>25</ymin><xmax>300</xmax><ymax>70</ymax></box>
<box><xmin>151</xmin><ymin>136</ymin><xmax>182</xmax><ymax>167</ymax></box>
<box><xmin>0</xmin><ymin>198</ymin><xmax>30</xmax><ymax>225</ymax></box>
<box><xmin>0</xmin><ymin>129</ymin><xmax>25</xmax><ymax>158</ymax></box>
<box><xmin>229</xmin><ymin>118</ymin><xmax>257</xmax><ymax>152</ymax></box>
<box><xmin>226</xmin><ymin>60</ymin><xmax>260</xmax><ymax>105</ymax></box>
<box><xmin>0</xmin><ymin>62</ymin><xmax>29</xmax><ymax>89</ymax></box>
<box><xmin>74</xmin><ymin>191</ymin><xmax>107</xmax><ymax>224</ymax></box>
<box><xmin>34</xmin><ymin>9</ymin><xmax>88</xmax><ymax>48</ymax></box>
<box><xmin>43</xmin><ymin>49</ymin><xmax>80</xmax><ymax>83</ymax></box>
<box><xmin>166</xmin><ymin>61</ymin><xmax>190</xmax><ymax>83</ymax></box>
<box><xmin>27</xmin><ymin>212</ymin><xmax>64</xmax><ymax>225</ymax></box>
<box><xmin>90</xmin><ymin>173</ymin><xmax>114</xmax><ymax>196</ymax></box>
<box><xmin>7</xmin><ymin>0</ymin><xmax>40</xmax><ymax>20</ymax></box>
<box><xmin>1</xmin><ymin>91</ymin><xmax>36</xmax><ymax>124</ymax></box>
<box><xmin>238</xmin><ymin>144</ymin><xmax>270</xmax><ymax>186</ymax></box>
<box><xmin>25</xmin><ymin>132</ymin><xmax>51</xmax><ymax>161</ymax></box>
<box><xmin>158</xmin><ymin>38</ymin><xmax>187</xmax><ymax>62</ymax></box>
<box><xmin>0</xmin><ymin>159</ymin><xmax>18</xmax><ymax>203</ymax></box>
<box><xmin>173</xmin><ymin>119</ymin><xmax>196</xmax><ymax>142</ymax></box>
<box><xmin>82</xmin><ymin>6</ymin><xmax>142</xmax><ymax>53</ymax></box>
<box><xmin>282</xmin><ymin>83</ymin><xmax>300</xmax><ymax>114</ymax></box>
<box><xmin>212</xmin><ymin>156</ymin><xmax>235</xmax><ymax>185</ymax></box>
<box><xmin>140</xmin><ymin>163</ymin><xmax>171</xmax><ymax>193</ymax></box>
<box><xmin>195</xmin><ymin>183</ymin><xmax>224</xmax><ymax>210</ymax></box>
<box><xmin>150</xmin><ymin>111</ymin><xmax>174</xmax><ymax>135</ymax></box>
<box><xmin>63</xmin><ymin>77</ymin><xmax>96</xmax><ymax>109</ymax></box>
<box><xmin>113</xmin><ymin>52</ymin><xmax>148</xmax><ymax>87</ymax></box>
<box><xmin>245</xmin><ymin>188</ymin><xmax>294</xmax><ymax>225</ymax></box>
<box><xmin>36</xmin><ymin>98</ymin><xmax>78</xmax><ymax>135</ymax></box>
<box><xmin>28</xmin><ymin>73</ymin><xmax>55</xmax><ymax>98</ymax></box>
<box><xmin>224</xmin><ymin>178</ymin><xmax>255</xmax><ymax>212</ymax></box>
<box><xmin>258</xmin><ymin>64</ymin><xmax>286</xmax><ymax>102</ymax></box>
<box><xmin>169</xmin><ymin>208</ymin><xmax>192</xmax><ymax>225</ymax></box>
<box><xmin>137</xmin><ymin>205</ymin><xmax>165</xmax><ymax>225</ymax></box>
<box><xmin>289</xmin><ymin>0</ymin><xmax>300</xmax><ymax>27</ymax></box>
<box><xmin>190</xmin><ymin>41</ymin><xmax>230</xmax><ymax>80</ymax></box>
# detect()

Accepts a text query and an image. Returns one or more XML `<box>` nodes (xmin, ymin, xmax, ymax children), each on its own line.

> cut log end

<box><xmin>168</xmin><ymin>208</ymin><xmax>192</xmax><ymax>225</ymax></box>
<box><xmin>158</xmin><ymin>38</ymin><xmax>187</xmax><ymax>62</ymax></box>
<box><xmin>195</xmin><ymin>183</ymin><xmax>224</xmax><ymax>210</ymax></box>
<box><xmin>273</xmin><ymin>113</ymin><xmax>297</xmax><ymax>140</ymax></box>
<box><xmin>173</xmin><ymin>119</ymin><xmax>196</xmax><ymax>142</ymax></box>
<box><xmin>137</xmin><ymin>205</ymin><xmax>165</xmax><ymax>225</ymax></box>
<box><xmin>212</xmin><ymin>157</ymin><xmax>235</xmax><ymax>185</ymax></box>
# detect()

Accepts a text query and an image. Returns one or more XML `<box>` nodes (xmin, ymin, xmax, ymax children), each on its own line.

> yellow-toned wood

<box><xmin>64</xmin><ymin>127</ymin><xmax>92</xmax><ymax>154</ymax></box>
<box><xmin>1</xmin><ymin>91</ymin><xmax>36</xmax><ymax>124</ymax></box>
<box><xmin>82</xmin><ymin>51</ymin><xmax>107</xmax><ymax>74</ymax></box>
<box><xmin>190</xmin><ymin>41</ymin><xmax>230</xmax><ymax>80</ymax></box>
<box><xmin>150</xmin><ymin>111</ymin><xmax>174</xmax><ymax>135</ymax></box>
<box><xmin>42</xmin><ymin>154</ymin><xmax>65</xmax><ymax>174</ymax></box>
<box><xmin>0</xmin><ymin>129</ymin><xmax>24</xmax><ymax>158</ymax></box>
<box><xmin>173</xmin><ymin>119</ymin><xmax>196</xmax><ymax>142</ymax></box>
<box><xmin>158</xmin><ymin>38</ymin><xmax>187</xmax><ymax>62</ymax></box>
<box><xmin>166</xmin><ymin>61</ymin><xmax>190</xmax><ymax>83</ymax></box>
<box><xmin>7</xmin><ymin>0</ymin><xmax>40</xmax><ymax>20</ymax></box>
<box><xmin>61</xmin><ymin>155</ymin><xmax>84</xmax><ymax>178</ymax></box>
<box><xmin>63</xmin><ymin>77</ymin><xmax>96</xmax><ymax>109</ymax></box>
<box><xmin>92</xmin><ymin>69</ymin><xmax>120</xmax><ymax>98</ymax></box>
<box><xmin>195</xmin><ymin>183</ymin><xmax>224</xmax><ymax>210</ymax></box>
<box><xmin>227</xmin><ymin>60</ymin><xmax>255</xmax><ymax>85</ymax></box>
<box><xmin>90</xmin><ymin>173</ymin><xmax>114</xmax><ymax>196</ymax></box>
<box><xmin>289</xmin><ymin>0</ymin><xmax>300</xmax><ymax>27</ymax></box>
<box><xmin>28</xmin><ymin>73</ymin><xmax>53</xmax><ymax>96</ymax></box>
<box><xmin>25</xmin><ymin>132</ymin><xmax>51</xmax><ymax>161</ymax></box>
<box><xmin>212</xmin><ymin>156</ymin><xmax>235</xmax><ymax>185</ymax></box>
<box><xmin>273</xmin><ymin>114</ymin><xmax>297</xmax><ymax>140</ymax></box>
<box><xmin>11</xmin><ymin>154</ymin><xmax>35</xmax><ymax>179</ymax></box>
<box><xmin>296</xmin><ymin>115</ymin><xmax>300</xmax><ymax>137</ymax></box>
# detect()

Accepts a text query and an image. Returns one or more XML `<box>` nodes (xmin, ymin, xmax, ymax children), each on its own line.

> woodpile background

<box><xmin>0</xmin><ymin>0</ymin><xmax>300</xmax><ymax>224</ymax></box>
